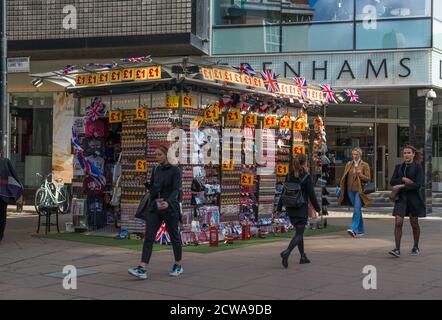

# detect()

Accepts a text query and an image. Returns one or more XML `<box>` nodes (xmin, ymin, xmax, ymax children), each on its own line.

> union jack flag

<box><xmin>87</xmin><ymin>63</ymin><xmax>117</xmax><ymax>69</ymax></box>
<box><xmin>344</xmin><ymin>89</ymin><xmax>361</xmax><ymax>103</ymax></box>
<box><xmin>155</xmin><ymin>222</ymin><xmax>171</xmax><ymax>245</ymax></box>
<box><xmin>86</xmin><ymin>98</ymin><xmax>106</xmax><ymax>121</ymax></box>
<box><xmin>121</xmin><ymin>55</ymin><xmax>152</xmax><ymax>64</ymax></box>
<box><xmin>233</xmin><ymin>65</ymin><xmax>256</xmax><ymax>78</ymax></box>
<box><xmin>261</xmin><ymin>70</ymin><xmax>280</xmax><ymax>94</ymax></box>
<box><xmin>293</xmin><ymin>77</ymin><xmax>308</xmax><ymax>102</ymax></box>
<box><xmin>64</xmin><ymin>65</ymin><xmax>75</xmax><ymax>75</ymax></box>
<box><xmin>320</xmin><ymin>84</ymin><xmax>338</xmax><ymax>104</ymax></box>
<box><xmin>71</xmin><ymin>129</ymin><xmax>84</xmax><ymax>154</ymax></box>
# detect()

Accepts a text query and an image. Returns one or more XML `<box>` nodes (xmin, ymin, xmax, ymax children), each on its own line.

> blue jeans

<box><xmin>347</xmin><ymin>190</ymin><xmax>365</xmax><ymax>234</ymax></box>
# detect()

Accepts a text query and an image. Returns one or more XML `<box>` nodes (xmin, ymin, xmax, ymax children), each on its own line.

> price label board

<box><xmin>244</xmin><ymin>114</ymin><xmax>258</xmax><ymax>127</ymax></box>
<box><xmin>276</xmin><ymin>164</ymin><xmax>289</xmax><ymax>176</ymax></box>
<box><xmin>110</xmin><ymin>70</ymin><xmax>122</xmax><ymax>83</ymax></box>
<box><xmin>294</xmin><ymin>120</ymin><xmax>306</xmax><ymax>132</ymax></box>
<box><xmin>135</xmin><ymin>108</ymin><xmax>148</xmax><ymax>121</ymax></box>
<box><xmin>75</xmin><ymin>75</ymin><xmax>86</xmax><ymax>86</ymax></box>
<box><xmin>204</xmin><ymin>106</ymin><xmax>220</xmax><ymax>121</ymax></box>
<box><xmin>280</xmin><ymin>117</ymin><xmax>292</xmax><ymax>129</ymax></box>
<box><xmin>122</xmin><ymin>68</ymin><xmax>136</xmax><ymax>81</ymax></box>
<box><xmin>136</xmin><ymin>160</ymin><xmax>148</xmax><ymax>173</ymax></box>
<box><xmin>166</xmin><ymin>96</ymin><xmax>180</xmax><ymax>109</ymax></box>
<box><xmin>222</xmin><ymin>160</ymin><xmax>234</xmax><ymax>171</ymax></box>
<box><xmin>241</xmin><ymin>174</ymin><xmax>255</xmax><ymax>186</ymax></box>
<box><xmin>135</xmin><ymin>68</ymin><xmax>148</xmax><ymax>81</ymax></box>
<box><xmin>147</xmin><ymin>66</ymin><xmax>161</xmax><ymax>80</ymax></box>
<box><xmin>182</xmin><ymin>96</ymin><xmax>194</xmax><ymax>108</ymax></box>
<box><xmin>226</xmin><ymin>109</ymin><xmax>241</xmax><ymax>124</ymax></box>
<box><xmin>109</xmin><ymin>111</ymin><xmax>122</xmax><ymax>123</ymax></box>
<box><xmin>293</xmin><ymin>145</ymin><xmax>306</xmax><ymax>155</ymax></box>
<box><xmin>264</xmin><ymin>116</ymin><xmax>277</xmax><ymax>128</ymax></box>
<box><xmin>97</xmin><ymin>72</ymin><xmax>110</xmax><ymax>84</ymax></box>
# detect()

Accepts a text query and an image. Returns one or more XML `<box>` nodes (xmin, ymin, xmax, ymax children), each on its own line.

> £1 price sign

<box><xmin>293</xmin><ymin>145</ymin><xmax>306</xmax><ymax>155</ymax></box>
<box><xmin>136</xmin><ymin>108</ymin><xmax>148</xmax><ymax>121</ymax></box>
<box><xmin>276</xmin><ymin>164</ymin><xmax>289</xmax><ymax>176</ymax></box>
<box><xmin>98</xmin><ymin>72</ymin><xmax>110</xmax><ymax>84</ymax></box>
<box><xmin>122</xmin><ymin>68</ymin><xmax>136</xmax><ymax>81</ymax></box>
<box><xmin>147</xmin><ymin>66</ymin><xmax>161</xmax><ymax>80</ymax></box>
<box><xmin>222</xmin><ymin>160</ymin><xmax>234</xmax><ymax>171</ymax></box>
<box><xmin>136</xmin><ymin>160</ymin><xmax>148</xmax><ymax>173</ymax></box>
<box><xmin>264</xmin><ymin>116</ymin><xmax>277</xmax><ymax>128</ymax></box>
<box><xmin>109</xmin><ymin>111</ymin><xmax>122</xmax><ymax>123</ymax></box>
<box><xmin>294</xmin><ymin>119</ymin><xmax>306</xmax><ymax>132</ymax></box>
<box><xmin>75</xmin><ymin>75</ymin><xmax>86</xmax><ymax>86</ymax></box>
<box><xmin>182</xmin><ymin>96</ymin><xmax>193</xmax><ymax>108</ymax></box>
<box><xmin>280</xmin><ymin>117</ymin><xmax>292</xmax><ymax>129</ymax></box>
<box><xmin>244</xmin><ymin>114</ymin><xmax>258</xmax><ymax>127</ymax></box>
<box><xmin>227</xmin><ymin>109</ymin><xmax>241</xmax><ymax>123</ymax></box>
<box><xmin>110</xmin><ymin>70</ymin><xmax>122</xmax><ymax>83</ymax></box>
<box><xmin>241</xmin><ymin>174</ymin><xmax>255</xmax><ymax>186</ymax></box>
<box><xmin>166</xmin><ymin>96</ymin><xmax>180</xmax><ymax>109</ymax></box>
<box><xmin>204</xmin><ymin>106</ymin><xmax>219</xmax><ymax>121</ymax></box>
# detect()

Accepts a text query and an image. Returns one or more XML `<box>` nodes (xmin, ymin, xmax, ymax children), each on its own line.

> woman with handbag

<box><xmin>0</xmin><ymin>156</ymin><xmax>23</xmax><ymax>242</ymax></box>
<box><xmin>276</xmin><ymin>154</ymin><xmax>321</xmax><ymax>269</ymax></box>
<box><xmin>389</xmin><ymin>145</ymin><xmax>425</xmax><ymax>258</ymax></box>
<box><xmin>338</xmin><ymin>147</ymin><xmax>372</xmax><ymax>238</ymax></box>
<box><xmin>129</xmin><ymin>145</ymin><xmax>183</xmax><ymax>280</ymax></box>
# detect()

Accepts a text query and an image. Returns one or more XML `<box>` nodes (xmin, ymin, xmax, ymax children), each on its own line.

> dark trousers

<box><xmin>0</xmin><ymin>199</ymin><xmax>8</xmax><ymax>241</ymax></box>
<box><xmin>141</xmin><ymin>209</ymin><xmax>182</xmax><ymax>264</ymax></box>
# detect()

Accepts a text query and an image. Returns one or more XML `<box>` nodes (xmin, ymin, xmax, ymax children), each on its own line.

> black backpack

<box><xmin>281</xmin><ymin>174</ymin><xmax>309</xmax><ymax>209</ymax></box>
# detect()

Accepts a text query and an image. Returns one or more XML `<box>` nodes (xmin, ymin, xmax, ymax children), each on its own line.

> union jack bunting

<box><xmin>121</xmin><ymin>55</ymin><xmax>152</xmax><ymax>64</ymax></box>
<box><xmin>233</xmin><ymin>65</ymin><xmax>257</xmax><ymax>78</ymax></box>
<box><xmin>261</xmin><ymin>70</ymin><xmax>280</xmax><ymax>94</ymax></box>
<box><xmin>344</xmin><ymin>89</ymin><xmax>361</xmax><ymax>103</ymax></box>
<box><xmin>86</xmin><ymin>98</ymin><xmax>106</xmax><ymax>121</ymax></box>
<box><xmin>293</xmin><ymin>77</ymin><xmax>308</xmax><ymax>102</ymax></box>
<box><xmin>320</xmin><ymin>84</ymin><xmax>338</xmax><ymax>104</ymax></box>
<box><xmin>155</xmin><ymin>223</ymin><xmax>171</xmax><ymax>245</ymax></box>
<box><xmin>86</xmin><ymin>63</ymin><xmax>117</xmax><ymax>69</ymax></box>
<box><xmin>63</xmin><ymin>65</ymin><xmax>75</xmax><ymax>75</ymax></box>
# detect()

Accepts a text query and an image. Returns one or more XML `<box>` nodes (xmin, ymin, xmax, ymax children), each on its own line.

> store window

<box><xmin>282</xmin><ymin>23</ymin><xmax>353</xmax><ymax>52</ymax></box>
<box><xmin>356</xmin><ymin>19</ymin><xmax>432</xmax><ymax>49</ymax></box>
<box><xmin>435</xmin><ymin>0</ymin><xmax>442</xmax><ymax>20</ymax></box>
<box><xmin>434</xmin><ymin>19</ymin><xmax>442</xmax><ymax>50</ymax></box>
<box><xmin>213</xmin><ymin>0</ymin><xmax>281</xmax><ymax>26</ymax></box>
<box><xmin>10</xmin><ymin>93</ymin><xmax>54</xmax><ymax>188</ymax></box>
<box><xmin>284</xmin><ymin>0</ymin><xmax>354</xmax><ymax>23</ymax></box>
<box><xmin>356</xmin><ymin>0</ymin><xmax>431</xmax><ymax>19</ymax></box>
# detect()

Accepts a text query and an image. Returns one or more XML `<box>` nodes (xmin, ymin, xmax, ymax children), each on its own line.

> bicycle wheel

<box><xmin>58</xmin><ymin>187</ymin><xmax>71</xmax><ymax>214</ymax></box>
<box><xmin>35</xmin><ymin>188</ymin><xmax>47</xmax><ymax>213</ymax></box>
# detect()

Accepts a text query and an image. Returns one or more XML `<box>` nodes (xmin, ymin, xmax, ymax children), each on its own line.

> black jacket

<box><xmin>390</xmin><ymin>162</ymin><xmax>426</xmax><ymax>217</ymax></box>
<box><xmin>0</xmin><ymin>158</ymin><xmax>23</xmax><ymax>204</ymax></box>
<box><xmin>277</xmin><ymin>172</ymin><xmax>321</xmax><ymax>218</ymax></box>
<box><xmin>147</xmin><ymin>164</ymin><xmax>182</xmax><ymax>216</ymax></box>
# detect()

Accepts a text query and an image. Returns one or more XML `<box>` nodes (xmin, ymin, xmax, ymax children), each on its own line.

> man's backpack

<box><xmin>280</xmin><ymin>174</ymin><xmax>309</xmax><ymax>209</ymax></box>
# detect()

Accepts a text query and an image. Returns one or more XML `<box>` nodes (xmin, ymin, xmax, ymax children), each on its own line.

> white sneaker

<box><xmin>347</xmin><ymin>229</ymin><xmax>356</xmax><ymax>238</ymax></box>
<box><xmin>128</xmin><ymin>266</ymin><xmax>148</xmax><ymax>280</ymax></box>
<box><xmin>169</xmin><ymin>264</ymin><xmax>184</xmax><ymax>277</ymax></box>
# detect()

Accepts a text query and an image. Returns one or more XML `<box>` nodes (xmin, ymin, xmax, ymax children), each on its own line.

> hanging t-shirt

<box><xmin>86</xmin><ymin>155</ymin><xmax>105</xmax><ymax>173</ymax></box>
<box><xmin>73</xmin><ymin>157</ymin><xmax>85</xmax><ymax>176</ymax></box>
<box><xmin>83</xmin><ymin>176</ymin><xmax>104</xmax><ymax>196</ymax></box>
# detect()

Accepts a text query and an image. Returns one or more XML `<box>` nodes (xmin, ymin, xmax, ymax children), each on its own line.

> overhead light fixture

<box><xmin>40</xmin><ymin>98</ymin><xmax>45</xmax><ymax>106</ymax></box>
<box><xmin>28</xmin><ymin>98</ymin><xmax>33</xmax><ymax>106</ymax></box>
<box><xmin>31</xmin><ymin>78</ymin><xmax>43</xmax><ymax>88</ymax></box>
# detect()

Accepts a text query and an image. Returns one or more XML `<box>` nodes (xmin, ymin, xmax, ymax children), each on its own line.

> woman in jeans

<box><xmin>338</xmin><ymin>147</ymin><xmax>371</xmax><ymax>238</ymax></box>
<box><xmin>129</xmin><ymin>145</ymin><xmax>183</xmax><ymax>280</ymax></box>
<box><xmin>389</xmin><ymin>145</ymin><xmax>425</xmax><ymax>258</ymax></box>
<box><xmin>277</xmin><ymin>154</ymin><xmax>321</xmax><ymax>269</ymax></box>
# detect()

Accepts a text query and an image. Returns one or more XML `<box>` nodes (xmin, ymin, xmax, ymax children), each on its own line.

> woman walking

<box><xmin>129</xmin><ymin>145</ymin><xmax>183</xmax><ymax>279</ymax></box>
<box><xmin>338</xmin><ymin>148</ymin><xmax>371</xmax><ymax>238</ymax></box>
<box><xmin>277</xmin><ymin>154</ymin><xmax>321</xmax><ymax>269</ymax></box>
<box><xmin>389</xmin><ymin>145</ymin><xmax>425</xmax><ymax>258</ymax></box>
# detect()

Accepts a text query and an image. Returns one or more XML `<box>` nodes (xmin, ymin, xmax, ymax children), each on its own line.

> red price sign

<box><xmin>182</xmin><ymin>96</ymin><xmax>193</xmax><ymax>108</ymax></box>
<box><xmin>75</xmin><ymin>75</ymin><xmax>86</xmax><ymax>86</ymax></box>
<box><xmin>222</xmin><ymin>160</ymin><xmax>234</xmax><ymax>171</ymax></box>
<box><xmin>280</xmin><ymin>117</ymin><xmax>292</xmax><ymax>129</ymax></box>
<box><xmin>227</xmin><ymin>109</ymin><xmax>241</xmax><ymax>123</ymax></box>
<box><xmin>294</xmin><ymin>120</ymin><xmax>306</xmax><ymax>132</ymax></box>
<box><xmin>241</xmin><ymin>174</ymin><xmax>255</xmax><ymax>186</ymax></box>
<box><xmin>122</xmin><ymin>68</ymin><xmax>136</xmax><ymax>81</ymax></box>
<box><xmin>136</xmin><ymin>160</ymin><xmax>148</xmax><ymax>173</ymax></box>
<box><xmin>293</xmin><ymin>145</ymin><xmax>306</xmax><ymax>155</ymax></box>
<box><xmin>98</xmin><ymin>72</ymin><xmax>110</xmax><ymax>84</ymax></box>
<box><xmin>109</xmin><ymin>111</ymin><xmax>122</xmax><ymax>123</ymax></box>
<box><xmin>244</xmin><ymin>114</ymin><xmax>258</xmax><ymax>127</ymax></box>
<box><xmin>264</xmin><ymin>116</ymin><xmax>277</xmax><ymax>128</ymax></box>
<box><xmin>110</xmin><ymin>70</ymin><xmax>122</xmax><ymax>83</ymax></box>
<box><xmin>166</xmin><ymin>96</ymin><xmax>179</xmax><ymax>109</ymax></box>
<box><xmin>276</xmin><ymin>164</ymin><xmax>289</xmax><ymax>176</ymax></box>
<box><xmin>136</xmin><ymin>108</ymin><xmax>148</xmax><ymax>121</ymax></box>
<box><xmin>147</xmin><ymin>66</ymin><xmax>161</xmax><ymax>80</ymax></box>
<box><xmin>135</xmin><ymin>68</ymin><xmax>148</xmax><ymax>81</ymax></box>
<box><xmin>204</xmin><ymin>106</ymin><xmax>219</xmax><ymax>121</ymax></box>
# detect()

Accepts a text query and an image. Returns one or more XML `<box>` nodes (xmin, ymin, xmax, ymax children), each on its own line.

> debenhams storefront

<box><xmin>210</xmin><ymin>0</ymin><xmax>442</xmax><ymax>209</ymax></box>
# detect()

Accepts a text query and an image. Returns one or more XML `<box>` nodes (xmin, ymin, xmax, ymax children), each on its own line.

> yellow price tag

<box><xmin>204</xmin><ymin>106</ymin><xmax>219</xmax><ymax>121</ymax></box>
<box><xmin>135</xmin><ymin>160</ymin><xmax>148</xmax><ymax>173</ymax></box>
<box><xmin>166</xmin><ymin>96</ymin><xmax>180</xmax><ymax>109</ymax></box>
<box><xmin>97</xmin><ymin>72</ymin><xmax>110</xmax><ymax>84</ymax></box>
<box><xmin>182</xmin><ymin>96</ymin><xmax>194</xmax><ymax>108</ymax></box>
<box><xmin>293</xmin><ymin>145</ymin><xmax>306</xmax><ymax>155</ymax></box>
<box><xmin>135</xmin><ymin>68</ymin><xmax>148</xmax><ymax>81</ymax></box>
<box><xmin>222</xmin><ymin>160</ymin><xmax>234</xmax><ymax>171</ymax></box>
<box><xmin>135</xmin><ymin>108</ymin><xmax>148</xmax><ymax>121</ymax></box>
<box><xmin>276</xmin><ymin>164</ymin><xmax>289</xmax><ymax>176</ymax></box>
<box><xmin>147</xmin><ymin>66</ymin><xmax>161</xmax><ymax>80</ymax></box>
<box><xmin>244</xmin><ymin>114</ymin><xmax>258</xmax><ymax>127</ymax></box>
<box><xmin>264</xmin><ymin>116</ymin><xmax>277</xmax><ymax>128</ymax></box>
<box><xmin>280</xmin><ymin>117</ymin><xmax>292</xmax><ymax>129</ymax></box>
<box><xmin>86</xmin><ymin>74</ymin><xmax>97</xmax><ymax>86</ymax></box>
<box><xmin>241</xmin><ymin>174</ymin><xmax>255</xmax><ymax>186</ymax></box>
<box><xmin>75</xmin><ymin>75</ymin><xmax>86</xmax><ymax>86</ymax></box>
<box><xmin>110</xmin><ymin>70</ymin><xmax>122</xmax><ymax>83</ymax></box>
<box><xmin>109</xmin><ymin>111</ymin><xmax>122</xmax><ymax>123</ymax></box>
<box><xmin>294</xmin><ymin>120</ymin><xmax>306</xmax><ymax>132</ymax></box>
<box><xmin>226</xmin><ymin>109</ymin><xmax>241</xmax><ymax>123</ymax></box>
<box><xmin>122</xmin><ymin>68</ymin><xmax>136</xmax><ymax>81</ymax></box>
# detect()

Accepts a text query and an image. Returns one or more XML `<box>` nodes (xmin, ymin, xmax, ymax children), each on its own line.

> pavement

<box><xmin>0</xmin><ymin>212</ymin><xmax>441</xmax><ymax>300</ymax></box>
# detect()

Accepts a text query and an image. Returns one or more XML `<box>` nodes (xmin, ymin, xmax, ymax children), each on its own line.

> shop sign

<box><xmin>201</xmin><ymin>67</ymin><xmax>265</xmax><ymax>90</ymax></box>
<box><xmin>166</xmin><ymin>96</ymin><xmax>180</xmax><ymax>109</ymax></box>
<box><xmin>241</xmin><ymin>174</ymin><xmax>255</xmax><ymax>186</ymax></box>
<box><xmin>135</xmin><ymin>108</ymin><xmax>148</xmax><ymax>121</ymax></box>
<box><xmin>7</xmin><ymin>57</ymin><xmax>30</xmax><ymax>73</ymax></box>
<box><xmin>109</xmin><ymin>111</ymin><xmax>122</xmax><ymax>123</ymax></box>
<box><xmin>135</xmin><ymin>160</ymin><xmax>148</xmax><ymax>173</ymax></box>
<box><xmin>264</xmin><ymin>116</ymin><xmax>277</xmax><ymax>128</ymax></box>
<box><xmin>75</xmin><ymin>66</ymin><xmax>161</xmax><ymax>87</ymax></box>
<box><xmin>276</xmin><ymin>164</ymin><xmax>289</xmax><ymax>176</ymax></box>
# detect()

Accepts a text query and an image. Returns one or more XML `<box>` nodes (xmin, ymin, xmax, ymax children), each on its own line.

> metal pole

<box><xmin>0</xmin><ymin>0</ymin><xmax>8</xmax><ymax>157</ymax></box>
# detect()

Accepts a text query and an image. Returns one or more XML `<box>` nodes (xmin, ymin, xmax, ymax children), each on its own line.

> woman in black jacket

<box><xmin>129</xmin><ymin>145</ymin><xmax>183</xmax><ymax>280</ymax></box>
<box><xmin>389</xmin><ymin>145</ymin><xmax>425</xmax><ymax>258</ymax></box>
<box><xmin>277</xmin><ymin>154</ymin><xmax>321</xmax><ymax>269</ymax></box>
